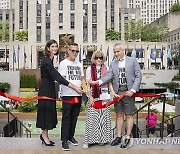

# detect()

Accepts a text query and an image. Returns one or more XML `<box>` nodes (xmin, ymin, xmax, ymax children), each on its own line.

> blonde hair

<box><xmin>91</xmin><ymin>50</ymin><xmax>106</xmax><ymax>64</ymax></box>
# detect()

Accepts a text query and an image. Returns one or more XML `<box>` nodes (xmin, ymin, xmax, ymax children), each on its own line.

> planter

<box><xmin>20</xmin><ymin>88</ymin><xmax>36</xmax><ymax>92</ymax></box>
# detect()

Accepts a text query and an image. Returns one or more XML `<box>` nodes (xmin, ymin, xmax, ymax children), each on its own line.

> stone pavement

<box><xmin>0</xmin><ymin>137</ymin><xmax>180</xmax><ymax>151</ymax></box>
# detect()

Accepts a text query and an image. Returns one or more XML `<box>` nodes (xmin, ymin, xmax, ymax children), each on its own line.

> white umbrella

<box><xmin>162</xmin><ymin>92</ymin><xmax>178</xmax><ymax>98</ymax></box>
<box><xmin>144</xmin><ymin>102</ymin><xmax>175</xmax><ymax>112</ymax></box>
<box><xmin>0</xmin><ymin>96</ymin><xmax>10</xmax><ymax>101</ymax></box>
<box><xmin>135</xmin><ymin>97</ymin><xmax>143</xmax><ymax>102</ymax></box>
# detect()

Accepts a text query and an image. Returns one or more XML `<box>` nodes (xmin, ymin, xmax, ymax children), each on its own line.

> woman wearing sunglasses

<box><xmin>82</xmin><ymin>50</ymin><xmax>112</xmax><ymax>149</ymax></box>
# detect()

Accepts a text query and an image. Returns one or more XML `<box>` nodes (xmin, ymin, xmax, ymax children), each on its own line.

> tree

<box><xmin>105</xmin><ymin>28</ymin><xmax>120</xmax><ymax>40</ymax></box>
<box><xmin>124</xmin><ymin>20</ymin><xmax>142</xmax><ymax>41</ymax></box>
<box><xmin>14</xmin><ymin>30</ymin><xmax>28</xmax><ymax>41</ymax></box>
<box><xmin>141</xmin><ymin>24</ymin><xmax>168</xmax><ymax>42</ymax></box>
<box><xmin>170</xmin><ymin>2</ymin><xmax>180</xmax><ymax>12</ymax></box>
<box><xmin>0</xmin><ymin>21</ymin><xmax>10</xmax><ymax>42</ymax></box>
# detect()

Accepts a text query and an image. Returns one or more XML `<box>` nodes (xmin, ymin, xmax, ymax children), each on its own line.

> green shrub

<box><xmin>17</xmin><ymin>92</ymin><xmax>37</xmax><ymax>112</ymax></box>
<box><xmin>174</xmin><ymin>75</ymin><xmax>180</xmax><ymax>79</ymax></box>
<box><xmin>0</xmin><ymin>82</ymin><xmax>10</xmax><ymax>91</ymax></box>
<box><xmin>80</xmin><ymin>101</ymin><xmax>86</xmax><ymax>113</ymax></box>
<box><xmin>154</xmin><ymin>82</ymin><xmax>179</xmax><ymax>93</ymax></box>
<box><xmin>20</xmin><ymin>75</ymin><xmax>36</xmax><ymax>88</ymax></box>
<box><xmin>57</xmin><ymin>101</ymin><xmax>63</xmax><ymax>112</ymax></box>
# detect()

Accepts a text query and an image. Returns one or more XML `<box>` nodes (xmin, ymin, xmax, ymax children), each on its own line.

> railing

<box><xmin>112</xmin><ymin>94</ymin><xmax>168</xmax><ymax>139</ymax></box>
<box><xmin>159</xmin><ymin>114</ymin><xmax>180</xmax><ymax>137</ymax></box>
<box><xmin>133</xmin><ymin>95</ymin><xmax>165</xmax><ymax>139</ymax></box>
<box><xmin>0</xmin><ymin>102</ymin><xmax>31</xmax><ymax>138</ymax></box>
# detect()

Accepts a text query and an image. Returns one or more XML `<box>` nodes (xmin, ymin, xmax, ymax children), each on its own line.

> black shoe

<box><xmin>111</xmin><ymin>137</ymin><xmax>122</xmax><ymax>146</ymax></box>
<box><xmin>40</xmin><ymin>134</ymin><xmax>55</xmax><ymax>145</ymax></box>
<box><xmin>120</xmin><ymin>138</ymin><xmax>131</xmax><ymax>149</ymax></box>
<box><xmin>69</xmin><ymin>137</ymin><xmax>78</xmax><ymax>146</ymax></box>
<box><xmin>40</xmin><ymin>134</ymin><xmax>54</xmax><ymax>146</ymax></box>
<box><xmin>50</xmin><ymin>140</ymin><xmax>55</xmax><ymax>145</ymax></box>
<box><xmin>62</xmin><ymin>141</ymin><xmax>70</xmax><ymax>151</ymax></box>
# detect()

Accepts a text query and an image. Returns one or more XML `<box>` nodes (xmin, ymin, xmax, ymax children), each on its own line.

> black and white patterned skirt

<box><xmin>83</xmin><ymin>101</ymin><xmax>112</xmax><ymax>144</ymax></box>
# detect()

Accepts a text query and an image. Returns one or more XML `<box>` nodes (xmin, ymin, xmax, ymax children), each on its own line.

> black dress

<box><xmin>36</xmin><ymin>56</ymin><xmax>69</xmax><ymax>130</ymax></box>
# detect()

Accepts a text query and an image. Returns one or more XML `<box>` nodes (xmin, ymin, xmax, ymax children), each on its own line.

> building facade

<box><xmin>0</xmin><ymin>0</ymin><xmax>171</xmax><ymax>71</ymax></box>
<box><xmin>126</xmin><ymin>0</ymin><xmax>180</xmax><ymax>24</ymax></box>
<box><xmin>151</xmin><ymin>12</ymin><xmax>180</xmax><ymax>51</ymax></box>
<box><xmin>0</xmin><ymin>0</ymin><xmax>11</xmax><ymax>9</ymax></box>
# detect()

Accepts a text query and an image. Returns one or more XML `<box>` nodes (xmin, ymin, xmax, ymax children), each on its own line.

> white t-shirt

<box><xmin>86</xmin><ymin>65</ymin><xmax>110</xmax><ymax>100</ymax></box>
<box><xmin>58</xmin><ymin>59</ymin><xmax>84</xmax><ymax>96</ymax></box>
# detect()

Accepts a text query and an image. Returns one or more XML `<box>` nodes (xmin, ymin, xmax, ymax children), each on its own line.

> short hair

<box><xmin>113</xmin><ymin>43</ymin><xmax>124</xmax><ymax>49</ymax></box>
<box><xmin>69</xmin><ymin>42</ymin><xmax>78</xmax><ymax>49</ymax></box>
<box><xmin>91</xmin><ymin>50</ymin><xmax>106</xmax><ymax>64</ymax></box>
<box><xmin>44</xmin><ymin>39</ymin><xmax>58</xmax><ymax>57</ymax></box>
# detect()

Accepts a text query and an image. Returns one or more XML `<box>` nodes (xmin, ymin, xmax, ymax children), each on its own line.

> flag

<box><xmin>106</xmin><ymin>46</ymin><xmax>109</xmax><ymax>61</ymax></box>
<box><xmin>150</xmin><ymin>47</ymin><xmax>156</xmax><ymax>60</ymax></box>
<box><xmin>24</xmin><ymin>47</ymin><xmax>27</xmax><ymax>63</ymax></box>
<box><xmin>125</xmin><ymin>47</ymin><xmax>129</xmax><ymax>56</ymax></box>
<box><xmin>100</xmin><ymin>45</ymin><xmax>102</xmax><ymax>51</ymax></box>
<box><xmin>131</xmin><ymin>48</ymin><xmax>136</xmax><ymax>58</ymax></box>
<box><xmin>13</xmin><ymin>49</ymin><xmax>16</xmax><ymax>63</ymax></box>
<box><xmin>79</xmin><ymin>45</ymin><xmax>81</xmax><ymax>62</ymax></box>
<box><xmin>82</xmin><ymin>47</ymin><xmax>87</xmax><ymax>60</ymax></box>
<box><xmin>160</xmin><ymin>47</ymin><xmax>164</xmax><ymax>61</ymax></box>
<box><xmin>17</xmin><ymin>45</ymin><xmax>20</xmax><ymax>62</ymax></box>
<box><xmin>172</xmin><ymin>49</ymin><xmax>177</xmax><ymax>59</ymax></box>
<box><xmin>146</xmin><ymin>46</ymin><xmax>150</xmax><ymax>59</ymax></box>
<box><xmin>138</xmin><ymin>47</ymin><xmax>143</xmax><ymax>59</ymax></box>
<box><xmin>167</xmin><ymin>49</ymin><xmax>172</xmax><ymax>61</ymax></box>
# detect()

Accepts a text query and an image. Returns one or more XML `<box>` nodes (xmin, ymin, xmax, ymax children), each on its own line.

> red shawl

<box><xmin>91</xmin><ymin>64</ymin><xmax>108</xmax><ymax>99</ymax></box>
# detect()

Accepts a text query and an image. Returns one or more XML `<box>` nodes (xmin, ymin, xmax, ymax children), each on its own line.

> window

<box><xmin>0</xmin><ymin>14</ymin><xmax>2</xmax><ymax>21</ymax></box>
<box><xmin>70</xmin><ymin>13</ymin><xmax>75</xmax><ymax>29</ymax></box>
<box><xmin>19</xmin><ymin>0</ymin><xmax>23</xmax><ymax>9</ymax></box>
<box><xmin>37</xmin><ymin>10</ymin><xmax>41</xmax><ymax>16</ymax></box>
<box><xmin>6</xmin><ymin>14</ymin><xmax>9</xmax><ymax>20</ymax></box>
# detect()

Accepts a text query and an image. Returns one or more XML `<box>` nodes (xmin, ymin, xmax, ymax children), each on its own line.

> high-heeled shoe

<box><xmin>40</xmin><ymin>134</ymin><xmax>54</xmax><ymax>146</ymax></box>
<box><xmin>40</xmin><ymin>134</ymin><xmax>55</xmax><ymax>144</ymax></box>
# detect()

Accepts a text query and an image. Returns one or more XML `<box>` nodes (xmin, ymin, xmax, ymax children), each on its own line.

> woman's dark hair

<box><xmin>44</xmin><ymin>39</ymin><xmax>58</xmax><ymax>57</ymax></box>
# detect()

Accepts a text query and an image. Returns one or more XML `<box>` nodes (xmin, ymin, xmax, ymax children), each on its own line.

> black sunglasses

<box><xmin>95</xmin><ymin>56</ymin><xmax>103</xmax><ymax>60</ymax></box>
<box><xmin>70</xmin><ymin>49</ymin><xmax>79</xmax><ymax>53</ymax></box>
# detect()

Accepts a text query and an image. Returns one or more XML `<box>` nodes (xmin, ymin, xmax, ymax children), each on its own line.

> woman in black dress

<box><xmin>36</xmin><ymin>39</ymin><xmax>83</xmax><ymax>146</ymax></box>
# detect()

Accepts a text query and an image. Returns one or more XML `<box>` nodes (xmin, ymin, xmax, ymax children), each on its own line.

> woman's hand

<box><xmin>68</xmin><ymin>83</ymin><xmax>83</xmax><ymax>94</ymax></box>
<box><xmin>89</xmin><ymin>80</ymin><xmax>99</xmax><ymax>85</ymax></box>
<box><xmin>75</xmin><ymin>86</ymin><xmax>83</xmax><ymax>94</ymax></box>
<box><xmin>89</xmin><ymin>96</ymin><xmax>94</xmax><ymax>106</ymax></box>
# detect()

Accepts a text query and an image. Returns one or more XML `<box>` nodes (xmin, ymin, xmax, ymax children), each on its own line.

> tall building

<box><xmin>0</xmin><ymin>0</ymin><xmax>168</xmax><ymax>70</ymax></box>
<box><xmin>0</xmin><ymin>0</ymin><xmax>11</xmax><ymax>9</ymax></box>
<box><xmin>126</xmin><ymin>0</ymin><xmax>180</xmax><ymax>24</ymax></box>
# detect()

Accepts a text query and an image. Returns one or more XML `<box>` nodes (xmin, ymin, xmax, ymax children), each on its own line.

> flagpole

<box><xmin>17</xmin><ymin>45</ymin><xmax>20</xmax><ymax>69</ymax></box>
<box><xmin>108</xmin><ymin>54</ymin><xmax>109</xmax><ymax>67</ymax></box>
<box><xmin>162</xmin><ymin>46</ymin><xmax>163</xmax><ymax>69</ymax></box>
<box><xmin>5</xmin><ymin>45</ymin><xmax>8</xmax><ymax>71</ymax></box>
<box><xmin>147</xmin><ymin>46</ymin><xmax>149</xmax><ymax>70</ymax></box>
<box><xmin>13</xmin><ymin>45</ymin><xmax>14</xmax><ymax>71</ymax></box>
<box><xmin>155</xmin><ymin>45</ymin><xmax>156</xmax><ymax>69</ymax></box>
<box><xmin>141</xmin><ymin>46</ymin><xmax>142</xmax><ymax>69</ymax></box>
<box><xmin>31</xmin><ymin>46</ymin><xmax>32</xmax><ymax>69</ymax></box>
<box><xmin>24</xmin><ymin>46</ymin><xmax>26</xmax><ymax>69</ymax></box>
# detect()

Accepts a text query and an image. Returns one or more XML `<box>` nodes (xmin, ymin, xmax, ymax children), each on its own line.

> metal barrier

<box><xmin>112</xmin><ymin>94</ymin><xmax>171</xmax><ymax>139</ymax></box>
<box><xmin>0</xmin><ymin>102</ymin><xmax>31</xmax><ymax>138</ymax></box>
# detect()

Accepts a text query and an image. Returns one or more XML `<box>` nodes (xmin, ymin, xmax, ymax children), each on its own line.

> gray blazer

<box><xmin>101</xmin><ymin>56</ymin><xmax>142</xmax><ymax>93</ymax></box>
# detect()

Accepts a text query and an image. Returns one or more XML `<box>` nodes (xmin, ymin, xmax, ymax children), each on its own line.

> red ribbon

<box><xmin>0</xmin><ymin>92</ymin><xmax>79</xmax><ymax>104</ymax></box>
<box><xmin>91</xmin><ymin>93</ymin><xmax>165</xmax><ymax>109</ymax></box>
<box><xmin>0</xmin><ymin>91</ymin><xmax>165</xmax><ymax>109</ymax></box>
